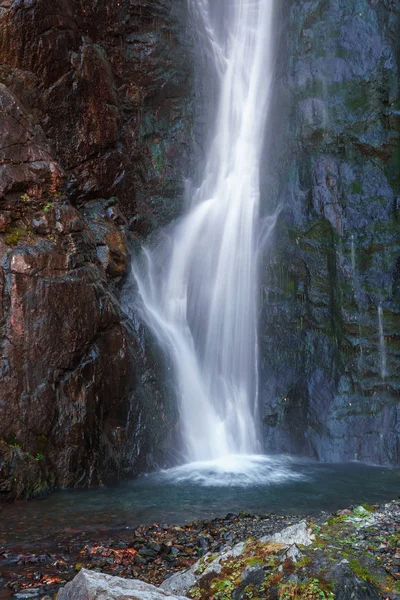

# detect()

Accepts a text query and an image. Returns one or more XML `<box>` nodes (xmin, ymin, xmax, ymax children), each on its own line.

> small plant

<box><xmin>278</xmin><ymin>579</ymin><xmax>334</xmax><ymax>600</ymax></box>
<box><xmin>4</xmin><ymin>226</ymin><xmax>28</xmax><ymax>246</ymax></box>
<box><xmin>35</xmin><ymin>453</ymin><xmax>44</xmax><ymax>461</ymax></box>
<box><xmin>361</xmin><ymin>504</ymin><xmax>377</xmax><ymax>514</ymax></box>
<box><xmin>43</xmin><ymin>201</ymin><xmax>53</xmax><ymax>212</ymax></box>
<box><xmin>295</xmin><ymin>556</ymin><xmax>312</xmax><ymax>569</ymax></box>
<box><xmin>5</xmin><ymin>231</ymin><xmax>21</xmax><ymax>245</ymax></box>
<box><xmin>21</xmin><ymin>193</ymin><xmax>31</xmax><ymax>203</ymax></box>
<box><xmin>211</xmin><ymin>578</ymin><xmax>235</xmax><ymax>599</ymax></box>
<box><xmin>327</xmin><ymin>514</ymin><xmax>349</xmax><ymax>526</ymax></box>
<box><xmin>188</xmin><ymin>587</ymin><xmax>202</xmax><ymax>599</ymax></box>
<box><xmin>349</xmin><ymin>559</ymin><xmax>379</xmax><ymax>585</ymax></box>
<box><xmin>310</xmin><ymin>524</ymin><xmax>321</xmax><ymax>535</ymax></box>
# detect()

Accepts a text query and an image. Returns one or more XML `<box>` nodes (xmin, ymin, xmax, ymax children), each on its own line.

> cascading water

<box><xmin>378</xmin><ymin>305</ymin><xmax>388</xmax><ymax>380</ymax></box>
<box><xmin>131</xmin><ymin>0</ymin><xmax>281</xmax><ymax>480</ymax></box>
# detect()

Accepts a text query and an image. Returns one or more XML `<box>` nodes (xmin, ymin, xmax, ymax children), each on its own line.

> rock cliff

<box><xmin>0</xmin><ymin>0</ymin><xmax>192</xmax><ymax>498</ymax></box>
<box><xmin>261</xmin><ymin>0</ymin><xmax>400</xmax><ymax>463</ymax></box>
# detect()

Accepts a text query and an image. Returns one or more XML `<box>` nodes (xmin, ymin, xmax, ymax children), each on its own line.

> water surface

<box><xmin>1</xmin><ymin>457</ymin><xmax>399</xmax><ymax>548</ymax></box>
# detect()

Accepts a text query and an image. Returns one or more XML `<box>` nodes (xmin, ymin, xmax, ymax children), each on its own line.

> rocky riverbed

<box><xmin>1</xmin><ymin>501</ymin><xmax>400</xmax><ymax>599</ymax></box>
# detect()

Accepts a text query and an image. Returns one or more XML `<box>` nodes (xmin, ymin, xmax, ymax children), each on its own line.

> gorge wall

<box><xmin>261</xmin><ymin>0</ymin><xmax>400</xmax><ymax>464</ymax></box>
<box><xmin>0</xmin><ymin>0</ymin><xmax>192</xmax><ymax>499</ymax></box>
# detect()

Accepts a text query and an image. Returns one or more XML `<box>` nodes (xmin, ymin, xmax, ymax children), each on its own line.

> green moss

<box><xmin>244</xmin><ymin>556</ymin><xmax>263</xmax><ymax>567</ymax></box>
<box><xmin>4</xmin><ymin>226</ymin><xmax>28</xmax><ymax>246</ymax></box>
<box><xmin>349</xmin><ymin>559</ymin><xmax>379</xmax><ymax>585</ymax></box>
<box><xmin>295</xmin><ymin>556</ymin><xmax>312</xmax><ymax>569</ymax></box>
<box><xmin>36</xmin><ymin>434</ymin><xmax>48</xmax><ymax>455</ymax></box>
<box><xmin>350</xmin><ymin>180</ymin><xmax>362</xmax><ymax>194</ymax></box>
<box><xmin>5</xmin><ymin>230</ymin><xmax>21</xmax><ymax>245</ymax></box>
<box><xmin>327</xmin><ymin>514</ymin><xmax>349</xmax><ymax>526</ymax></box>
<box><xmin>384</xmin><ymin>144</ymin><xmax>400</xmax><ymax>194</ymax></box>
<box><xmin>278</xmin><ymin>578</ymin><xmax>334</xmax><ymax>600</ymax></box>
<box><xmin>360</xmin><ymin>504</ymin><xmax>377</xmax><ymax>514</ymax></box>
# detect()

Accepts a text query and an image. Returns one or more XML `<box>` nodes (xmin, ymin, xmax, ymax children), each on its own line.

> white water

<box><xmin>378</xmin><ymin>305</ymin><xmax>388</xmax><ymax>380</ymax></box>
<box><xmin>158</xmin><ymin>455</ymin><xmax>304</xmax><ymax>488</ymax></box>
<box><xmin>132</xmin><ymin>0</ymin><xmax>276</xmax><ymax>465</ymax></box>
<box><xmin>351</xmin><ymin>235</ymin><xmax>356</xmax><ymax>281</ymax></box>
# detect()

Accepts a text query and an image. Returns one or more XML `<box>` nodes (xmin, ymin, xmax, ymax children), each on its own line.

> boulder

<box><xmin>57</xmin><ymin>569</ymin><xmax>190</xmax><ymax>600</ymax></box>
<box><xmin>262</xmin><ymin>520</ymin><xmax>315</xmax><ymax>547</ymax></box>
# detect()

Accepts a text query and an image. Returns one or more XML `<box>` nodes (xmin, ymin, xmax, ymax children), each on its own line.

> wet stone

<box><xmin>0</xmin><ymin>211</ymin><xmax>12</xmax><ymax>232</ymax></box>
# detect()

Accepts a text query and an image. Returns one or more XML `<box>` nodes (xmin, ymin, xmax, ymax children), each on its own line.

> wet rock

<box><xmin>31</xmin><ymin>214</ymin><xmax>50</xmax><ymax>235</ymax></box>
<box><xmin>0</xmin><ymin>0</ymin><xmax>191</xmax><ymax>495</ymax></box>
<box><xmin>0</xmin><ymin>211</ymin><xmax>12</xmax><ymax>232</ymax></box>
<box><xmin>106</xmin><ymin>205</ymin><xmax>127</xmax><ymax>227</ymax></box>
<box><xmin>333</xmin><ymin>563</ymin><xmax>381</xmax><ymax>600</ymax></box>
<box><xmin>0</xmin><ymin>440</ymin><xmax>53</xmax><ymax>501</ymax></box>
<box><xmin>57</xmin><ymin>569</ymin><xmax>190</xmax><ymax>600</ymax></box>
<box><xmin>260</xmin><ymin>0</ymin><xmax>400</xmax><ymax>464</ymax></box>
<box><xmin>160</xmin><ymin>568</ymin><xmax>196</xmax><ymax>597</ymax></box>
<box><xmin>0</xmin><ymin>84</ymin><xmax>64</xmax><ymax>199</ymax></box>
<box><xmin>54</xmin><ymin>205</ymin><xmax>84</xmax><ymax>234</ymax></box>
<box><xmin>262</xmin><ymin>520</ymin><xmax>315</xmax><ymax>547</ymax></box>
<box><xmin>282</xmin><ymin>544</ymin><xmax>304</xmax><ymax>563</ymax></box>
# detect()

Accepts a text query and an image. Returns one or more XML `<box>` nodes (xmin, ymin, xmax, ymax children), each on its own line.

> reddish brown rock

<box><xmin>0</xmin><ymin>211</ymin><xmax>11</xmax><ymax>232</ymax></box>
<box><xmin>0</xmin><ymin>0</ymin><xmax>191</xmax><ymax>497</ymax></box>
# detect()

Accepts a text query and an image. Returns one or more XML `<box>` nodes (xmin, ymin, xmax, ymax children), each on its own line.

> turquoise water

<box><xmin>0</xmin><ymin>458</ymin><xmax>399</xmax><ymax>548</ymax></box>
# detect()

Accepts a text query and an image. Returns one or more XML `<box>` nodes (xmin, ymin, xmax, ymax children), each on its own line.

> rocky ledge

<box><xmin>55</xmin><ymin>501</ymin><xmax>400</xmax><ymax>600</ymax></box>
<box><xmin>2</xmin><ymin>502</ymin><xmax>400</xmax><ymax>599</ymax></box>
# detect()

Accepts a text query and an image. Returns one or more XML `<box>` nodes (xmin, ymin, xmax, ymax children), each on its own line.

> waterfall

<box><xmin>132</xmin><ymin>0</ymin><xmax>275</xmax><ymax>463</ymax></box>
<box><xmin>350</xmin><ymin>235</ymin><xmax>356</xmax><ymax>281</ymax></box>
<box><xmin>378</xmin><ymin>305</ymin><xmax>388</xmax><ymax>380</ymax></box>
<box><xmin>350</xmin><ymin>235</ymin><xmax>363</xmax><ymax>367</ymax></box>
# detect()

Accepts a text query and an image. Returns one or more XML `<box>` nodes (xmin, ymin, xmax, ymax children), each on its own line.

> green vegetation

<box><xmin>5</xmin><ymin>230</ymin><xmax>22</xmax><ymax>245</ymax></box>
<box><xmin>186</xmin><ymin>506</ymin><xmax>399</xmax><ymax>600</ymax></box>
<box><xmin>278</xmin><ymin>579</ymin><xmax>334</xmax><ymax>600</ymax></box>
<box><xmin>361</xmin><ymin>504</ymin><xmax>377</xmax><ymax>513</ymax></box>
<box><xmin>4</xmin><ymin>226</ymin><xmax>28</xmax><ymax>246</ymax></box>
<box><xmin>349</xmin><ymin>559</ymin><xmax>379</xmax><ymax>585</ymax></box>
<box><xmin>327</xmin><ymin>514</ymin><xmax>349</xmax><ymax>526</ymax></box>
<box><xmin>295</xmin><ymin>556</ymin><xmax>312</xmax><ymax>569</ymax></box>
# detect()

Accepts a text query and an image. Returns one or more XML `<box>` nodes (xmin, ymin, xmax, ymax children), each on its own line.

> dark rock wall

<box><xmin>260</xmin><ymin>0</ymin><xmax>400</xmax><ymax>464</ymax></box>
<box><xmin>0</xmin><ymin>0</ymin><xmax>192</xmax><ymax>498</ymax></box>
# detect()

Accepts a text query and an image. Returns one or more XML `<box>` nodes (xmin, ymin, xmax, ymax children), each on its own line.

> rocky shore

<box><xmin>1</xmin><ymin>501</ymin><xmax>400</xmax><ymax>599</ymax></box>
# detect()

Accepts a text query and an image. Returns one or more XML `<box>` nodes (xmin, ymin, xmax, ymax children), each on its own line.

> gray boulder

<box><xmin>57</xmin><ymin>569</ymin><xmax>190</xmax><ymax>600</ymax></box>
<box><xmin>262</xmin><ymin>520</ymin><xmax>315</xmax><ymax>547</ymax></box>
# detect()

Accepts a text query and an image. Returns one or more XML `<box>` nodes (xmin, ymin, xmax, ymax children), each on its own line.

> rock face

<box><xmin>260</xmin><ymin>0</ymin><xmax>400</xmax><ymax>463</ymax></box>
<box><xmin>0</xmin><ymin>0</ymin><xmax>192</xmax><ymax>496</ymax></box>
<box><xmin>57</xmin><ymin>569</ymin><xmax>190</xmax><ymax>600</ymax></box>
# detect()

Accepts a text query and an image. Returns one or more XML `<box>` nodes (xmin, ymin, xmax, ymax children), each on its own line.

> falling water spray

<box><xmin>132</xmin><ymin>0</ymin><xmax>276</xmax><ymax>463</ymax></box>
